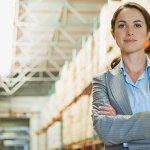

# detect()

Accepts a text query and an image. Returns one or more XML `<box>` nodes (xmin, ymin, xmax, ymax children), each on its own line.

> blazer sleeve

<box><xmin>92</xmin><ymin>74</ymin><xmax>150</xmax><ymax>145</ymax></box>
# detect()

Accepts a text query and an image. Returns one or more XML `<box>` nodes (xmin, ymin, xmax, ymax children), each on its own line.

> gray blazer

<box><xmin>92</xmin><ymin>60</ymin><xmax>150</xmax><ymax>150</ymax></box>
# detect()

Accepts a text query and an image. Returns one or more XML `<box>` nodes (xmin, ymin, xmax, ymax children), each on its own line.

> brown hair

<box><xmin>145</xmin><ymin>40</ymin><xmax>150</xmax><ymax>54</ymax></box>
<box><xmin>110</xmin><ymin>56</ymin><xmax>121</xmax><ymax>69</ymax></box>
<box><xmin>111</xmin><ymin>2</ymin><xmax>150</xmax><ymax>33</ymax></box>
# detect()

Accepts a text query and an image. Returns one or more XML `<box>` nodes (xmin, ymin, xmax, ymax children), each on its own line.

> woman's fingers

<box><xmin>98</xmin><ymin>105</ymin><xmax>117</xmax><ymax>116</ymax></box>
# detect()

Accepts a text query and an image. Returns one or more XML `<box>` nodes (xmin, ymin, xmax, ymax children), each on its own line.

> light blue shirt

<box><xmin>120</xmin><ymin>56</ymin><xmax>150</xmax><ymax>114</ymax></box>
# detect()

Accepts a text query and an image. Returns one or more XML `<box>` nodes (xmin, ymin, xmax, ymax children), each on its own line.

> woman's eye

<box><xmin>134</xmin><ymin>24</ymin><xmax>142</xmax><ymax>28</ymax></box>
<box><xmin>118</xmin><ymin>24</ymin><xmax>125</xmax><ymax>28</ymax></box>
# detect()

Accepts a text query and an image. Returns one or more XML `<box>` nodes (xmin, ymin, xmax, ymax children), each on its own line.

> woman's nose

<box><xmin>127</xmin><ymin>27</ymin><xmax>134</xmax><ymax>36</ymax></box>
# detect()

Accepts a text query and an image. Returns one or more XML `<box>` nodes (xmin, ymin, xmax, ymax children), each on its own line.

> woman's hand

<box><xmin>98</xmin><ymin>104</ymin><xmax>117</xmax><ymax>116</ymax></box>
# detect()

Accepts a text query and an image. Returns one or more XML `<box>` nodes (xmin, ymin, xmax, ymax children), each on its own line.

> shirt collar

<box><xmin>120</xmin><ymin>59</ymin><xmax>127</xmax><ymax>76</ymax></box>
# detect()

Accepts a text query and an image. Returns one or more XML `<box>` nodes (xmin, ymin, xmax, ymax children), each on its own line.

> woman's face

<box><xmin>112</xmin><ymin>8</ymin><xmax>150</xmax><ymax>55</ymax></box>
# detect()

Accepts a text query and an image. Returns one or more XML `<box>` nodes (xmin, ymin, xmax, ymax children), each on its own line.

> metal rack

<box><xmin>37</xmin><ymin>83</ymin><xmax>104</xmax><ymax>150</ymax></box>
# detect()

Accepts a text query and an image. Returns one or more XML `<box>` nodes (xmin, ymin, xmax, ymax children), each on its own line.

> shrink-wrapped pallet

<box><xmin>54</xmin><ymin>62</ymin><xmax>70</xmax><ymax>111</ymax></box>
<box><xmin>55</xmin><ymin>78</ymin><xmax>67</xmax><ymax>111</ymax></box>
<box><xmin>93</xmin><ymin>29</ymin><xmax>100</xmax><ymax>74</ymax></box>
<box><xmin>146</xmin><ymin>0</ymin><xmax>150</xmax><ymax>14</ymax></box>
<box><xmin>62</xmin><ymin>95</ymin><xmax>94</xmax><ymax>145</ymax></box>
<box><xmin>71</xmin><ymin>95</ymin><xmax>92</xmax><ymax>142</ymax></box>
<box><xmin>80</xmin><ymin>95</ymin><xmax>90</xmax><ymax>140</ymax></box>
<box><xmin>38</xmin><ymin>133</ymin><xmax>46</xmax><ymax>150</ymax></box>
<box><xmin>75</xmin><ymin>49</ymin><xmax>86</xmax><ymax>96</ymax></box>
<box><xmin>47</xmin><ymin>94</ymin><xmax>60</xmax><ymax>121</ymax></box>
<box><xmin>84</xmin><ymin>36</ymin><xmax>94</xmax><ymax>86</ymax></box>
<box><xmin>47</xmin><ymin>122</ymin><xmax>61</xmax><ymax>149</ymax></box>
<box><xmin>55</xmin><ymin>79</ymin><xmax>65</xmax><ymax>102</ymax></box>
<box><xmin>59</xmin><ymin>61</ymin><xmax>69</xmax><ymax>78</ymax></box>
<box><xmin>65</xmin><ymin>61</ymin><xmax>76</xmax><ymax>106</ymax></box>
<box><xmin>63</xmin><ymin>106</ymin><xmax>73</xmax><ymax>145</ymax></box>
<box><xmin>71</xmin><ymin>101</ymin><xmax>82</xmax><ymax>143</ymax></box>
<box><xmin>40</xmin><ymin>104</ymin><xmax>49</xmax><ymax>128</ymax></box>
<box><xmin>86</xmin><ymin>94</ymin><xmax>94</xmax><ymax>138</ymax></box>
<box><xmin>40</xmin><ymin>94</ymin><xmax>60</xmax><ymax>128</ymax></box>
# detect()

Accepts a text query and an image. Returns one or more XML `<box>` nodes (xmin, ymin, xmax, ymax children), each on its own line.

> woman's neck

<box><xmin>122</xmin><ymin>52</ymin><xmax>146</xmax><ymax>73</ymax></box>
<box><xmin>122</xmin><ymin>52</ymin><xmax>146</xmax><ymax>83</ymax></box>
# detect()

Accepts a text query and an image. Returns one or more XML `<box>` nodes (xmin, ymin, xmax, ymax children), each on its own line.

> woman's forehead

<box><xmin>116</xmin><ymin>8</ymin><xmax>145</xmax><ymax>21</ymax></box>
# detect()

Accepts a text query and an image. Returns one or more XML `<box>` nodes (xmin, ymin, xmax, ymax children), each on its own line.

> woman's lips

<box><xmin>124</xmin><ymin>39</ymin><xmax>137</xmax><ymax>43</ymax></box>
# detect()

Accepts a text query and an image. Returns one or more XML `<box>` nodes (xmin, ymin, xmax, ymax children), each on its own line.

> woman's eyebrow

<box><xmin>133</xmin><ymin>20</ymin><xmax>143</xmax><ymax>23</ymax></box>
<box><xmin>116</xmin><ymin>20</ymin><xmax>126</xmax><ymax>24</ymax></box>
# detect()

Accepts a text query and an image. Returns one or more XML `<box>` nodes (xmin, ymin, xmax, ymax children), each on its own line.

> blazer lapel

<box><xmin>108</xmin><ymin>64</ymin><xmax>133</xmax><ymax>115</ymax></box>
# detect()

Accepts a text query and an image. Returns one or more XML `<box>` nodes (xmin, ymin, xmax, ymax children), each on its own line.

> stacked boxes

<box><xmin>75</xmin><ymin>48</ymin><xmax>86</xmax><ymax>96</ymax></box>
<box><xmin>93</xmin><ymin>30</ymin><xmax>100</xmax><ymax>74</ymax></box>
<box><xmin>84</xmin><ymin>36</ymin><xmax>94</xmax><ymax>86</ymax></box>
<box><xmin>63</xmin><ymin>95</ymin><xmax>94</xmax><ymax>145</ymax></box>
<box><xmin>63</xmin><ymin>106</ymin><xmax>74</xmax><ymax>145</ymax></box>
<box><xmin>47</xmin><ymin>122</ymin><xmax>61</xmax><ymax>149</ymax></box>
<box><xmin>65</xmin><ymin>61</ymin><xmax>76</xmax><ymax>105</ymax></box>
<box><xmin>38</xmin><ymin>133</ymin><xmax>46</xmax><ymax>150</ymax></box>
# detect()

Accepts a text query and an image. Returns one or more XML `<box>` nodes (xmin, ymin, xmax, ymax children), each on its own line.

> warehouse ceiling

<box><xmin>0</xmin><ymin>0</ymin><xmax>107</xmax><ymax>97</ymax></box>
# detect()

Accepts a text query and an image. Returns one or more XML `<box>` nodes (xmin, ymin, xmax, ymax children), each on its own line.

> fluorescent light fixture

<box><xmin>0</xmin><ymin>0</ymin><xmax>16</xmax><ymax>76</ymax></box>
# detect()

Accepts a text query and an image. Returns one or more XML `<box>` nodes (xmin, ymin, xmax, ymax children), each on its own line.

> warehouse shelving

<box><xmin>36</xmin><ymin>7</ymin><xmax>102</xmax><ymax>150</ymax></box>
<box><xmin>37</xmin><ymin>83</ymin><xmax>92</xmax><ymax>135</ymax></box>
<box><xmin>37</xmin><ymin>82</ymin><xmax>103</xmax><ymax>150</ymax></box>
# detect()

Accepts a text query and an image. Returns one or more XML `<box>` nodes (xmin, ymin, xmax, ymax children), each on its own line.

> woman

<box><xmin>92</xmin><ymin>2</ymin><xmax>150</xmax><ymax>150</ymax></box>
